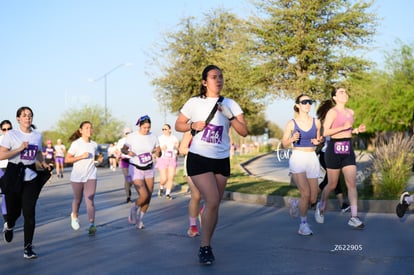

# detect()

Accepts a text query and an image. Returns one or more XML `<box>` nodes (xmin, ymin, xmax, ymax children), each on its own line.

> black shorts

<box><xmin>324</xmin><ymin>138</ymin><xmax>356</xmax><ymax>169</ymax></box>
<box><xmin>186</xmin><ymin>152</ymin><xmax>230</xmax><ymax>177</ymax></box>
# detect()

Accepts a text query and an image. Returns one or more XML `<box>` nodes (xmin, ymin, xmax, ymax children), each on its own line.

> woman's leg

<box><xmin>191</xmin><ymin>172</ymin><xmax>226</xmax><ymax>247</ymax></box>
<box><xmin>165</xmin><ymin>166</ymin><xmax>176</xmax><ymax>197</ymax></box>
<box><xmin>71</xmin><ymin>182</ymin><xmax>84</xmax><ymax>217</ymax></box>
<box><xmin>83</xmin><ymin>179</ymin><xmax>97</xmax><ymax>223</ymax></box>
<box><xmin>21</xmin><ymin>179</ymin><xmax>41</xmax><ymax>247</ymax></box>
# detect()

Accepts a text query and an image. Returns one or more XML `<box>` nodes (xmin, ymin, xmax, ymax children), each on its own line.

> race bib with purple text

<box><xmin>201</xmin><ymin>124</ymin><xmax>223</xmax><ymax>144</ymax></box>
<box><xmin>334</xmin><ymin>141</ymin><xmax>350</xmax><ymax>155</ymax></box>
<box><xmin>20</xmin><ymin>144</ymin><xmax>38</xmax><ymax>160</ymax></box>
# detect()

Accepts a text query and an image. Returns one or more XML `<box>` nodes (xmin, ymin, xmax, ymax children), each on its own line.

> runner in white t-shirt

<box><xmin>156</xmin><ymin>123</ymin><xmax>179</xmax><ymax>199</ymax></box>
<box><xmin>175</xmin><ymin>65</ymin><xmax>248</xmax><ymax>265</ymax></box>
<box><xmin>65</xmin><ymin>121</ymin><xmax>98</xmax><ymax>235</ymax></box>
<box><xmin>122</xmin><ymin>115</ymin><xmax>160</xmax><ymax>230</ymax></box>
<box><xmin>0</xmin><ymin>107</ymin><xmax>52</xmax><ymax>259</ymax></box>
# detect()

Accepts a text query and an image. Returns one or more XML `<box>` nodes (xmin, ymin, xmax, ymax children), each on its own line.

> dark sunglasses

<box><xmin>162</xmin><ymin>128</ymin><xmax>169</xmax><ymax>131</ymax></box>
<box><xmin>299</xmin><ymin>99</ymin><xmax>313</xmax><ymax>105</ymax></box>
<box><xmin>2</xmin><ymin>127</ymin><xmax>11</xmax><ymax>131</ymax></box>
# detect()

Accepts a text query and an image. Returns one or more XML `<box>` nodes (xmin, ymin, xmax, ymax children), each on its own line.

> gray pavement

<box><xmin>0</xmin><ymin>161</ymin><xmax>414</xmax><ymax>274</ymax></box>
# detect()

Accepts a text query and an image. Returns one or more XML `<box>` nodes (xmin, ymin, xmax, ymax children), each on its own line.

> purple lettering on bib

<box><xmin>137</xmin><ymin>152</ymin><xmax>152</xmax><ymax>165</ymax></box>
<box><xmin>201</xmin><ymin>124</ymin><xmax>223</xmax><ymax>144</ymax></box>
<box><xmin>334</xmin><ymin>141</ymin><xmax>350</xmax><ymax>154</ymax></box>
<box><xmin>20</xmin><ymin>144</ymin><xmax>38</xmax><ymax>160</ymax></box>
<box><xmin>165</xmin><ymin>150</ymin><xmax>174</xmax><ymax>158</ymax></box>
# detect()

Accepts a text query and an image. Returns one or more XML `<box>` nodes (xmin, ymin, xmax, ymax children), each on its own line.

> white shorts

<box><xmin>289</xmin><ymin>150</ymin><xmax>320</xmax><ymax>179</ymax></box>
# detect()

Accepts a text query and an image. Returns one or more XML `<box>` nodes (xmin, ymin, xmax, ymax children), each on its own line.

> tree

<box><xmin>149</xmin><ymin>9</ymin><xmax>268</xmax><ymax>129</ymax></box>
<box><xmin>43</xmin><ymin>105</ymin><xmax>126</xmax><ymax>145</ymax></box>
<box><xmin>349</xmin><ymin>43</ymin><xmax>414</xmax><ymax>132</ymax></box>
<box><xmin>250</xmin><ymin>0</ymin><xmax>378</xmax><ymax>100</ymax></box>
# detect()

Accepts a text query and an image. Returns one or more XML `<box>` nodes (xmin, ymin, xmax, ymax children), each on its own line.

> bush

<box><xmin>371</xmin><ymin>133</ymin><xmax>414</xmax><ymax>199</ymax></box>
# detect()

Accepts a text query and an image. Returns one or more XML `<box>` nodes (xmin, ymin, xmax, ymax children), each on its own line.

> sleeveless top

<box><xmin>331</xmin><ymin>108</ymin><xmax>353</xmax><ymax>135</ymax></box>
<box><xmin>292</xmin><ymin>118</ymin><xmax>317</xmax><ymax>147</ymax></box>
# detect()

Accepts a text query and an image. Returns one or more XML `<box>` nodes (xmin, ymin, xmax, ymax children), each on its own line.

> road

<box><xmin>0</xmin><ymin>165</ymin><xmax>413</xmax><ymax>274</ymax></box>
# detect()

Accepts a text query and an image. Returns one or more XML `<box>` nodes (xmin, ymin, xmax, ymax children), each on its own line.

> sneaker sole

<box><xmin>348</xmin><ymin>223</ymin><xmax>365</xmax><ymax>229</ymax></box>
<box><xmin>298</xmin><ymin>231</ymin><xmax>313</xmax><ymax>236</ymax></box>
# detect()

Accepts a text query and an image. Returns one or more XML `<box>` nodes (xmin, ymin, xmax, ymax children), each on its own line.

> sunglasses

<box><xmin>2</xmin><ymin>127</ymin><xmax>11</xmax><ymax>131</ymax></box>
<box><xmin>299</xmin><ymin>99</ymin><xmax>313</xmax><ymax>105</ymax></box>
<box><xmin>162</xmin><ymin>128</ymin><xmax>169</xmax><ymax>131</ymax></box>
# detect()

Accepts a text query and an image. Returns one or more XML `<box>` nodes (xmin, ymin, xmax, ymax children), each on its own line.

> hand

<box><xmin>218</xmin><ymin>103</ymin><xmax>234</xmax><ymax>120</ymax></box>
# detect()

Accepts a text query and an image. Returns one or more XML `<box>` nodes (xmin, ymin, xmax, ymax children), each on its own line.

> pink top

<box><xmin>331</xmin><ymin>108</ymin><xmax>353</xmax><ymax>135</ymax></box>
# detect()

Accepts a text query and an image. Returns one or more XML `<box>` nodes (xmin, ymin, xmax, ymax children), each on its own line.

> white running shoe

<box><xmin>288</xmin><ymin>198</ymin><xmax>299</xmax><ymax>218</ymax></box>
<box><xmin>128</xmin><ymin>206</ymin><xmax>137</xmax><ymax>224</ymax></box>
<box><xmin>348</xmin><ymin>216</ymin><xmax>364</xmax><ymax>229</ymax></box>
<box><xmin>314</xmin><ymin>202</ymin><xmax>324</xmax><ymax>224</ymax></box>
<box><xmin>298</xmin><ymin>223</ymin><xmax>313</xmax><ymax>236</ymax></box>
<box><xmin>136</xmin><ymin>221</ymin><xmax>145</xmax><ymax>229</ymax></box>
<box><xmin>71</xmin><ymin>213</ymin><xmax>80</xmax><ymax>230</ymax></box>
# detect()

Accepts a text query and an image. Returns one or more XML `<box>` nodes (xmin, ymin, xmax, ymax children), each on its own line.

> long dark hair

<box><xmin>69</xmin><ymin>121</ymin><xmax>92</xmax><ymax>142</ymax></box>
<box><xmin>16</xmin><ymin>106</ymin><xmax>36</xmax><ymax>129</ymax></box>
<box><xmin>316</xmin><ymin>86</ymin><xmax>343</xmax><ymax>122</ymax></box>
<box><xmin>197</xmin><ymin>64</ymin><xmax>222</xmax><ymax>98</ymax></box>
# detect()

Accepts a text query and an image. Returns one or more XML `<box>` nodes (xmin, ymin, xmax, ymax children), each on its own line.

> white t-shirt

<box><xmin>0</xmin><ymin>135</ymin><xmax>8</xmax><ymax>169</ymax></box>
<box><xmin>54</xmin><ymin>144</ymin><xmax>66</xmax><ymax>158</ymax></box>
<box><xmin>67</xmin><ymin>138</ymin><xmax>98</xmax><ymax>182</ymax></box>
<box><xmin>180</xmin><ymin>96</ymin><xmax>243</xmax><ymax>159</ymax></box>
<box><xmin>117</xmin><ymin>136</ymin><xmax>130</xmax><ymax>159</ymax></box>
<box><xmin>158</xmin><ymin>134</ymin><xmax>179</xmax><ymax>158</ymax></box>
<box><xmin>0</xmin><ymin>128</ymin><xmax>43</xmax><ymax>181</ymax></box>
<box><xmin>125</xmin><ymin>131</ymin><xmax>159</xmax><ymax>168</ymax></box>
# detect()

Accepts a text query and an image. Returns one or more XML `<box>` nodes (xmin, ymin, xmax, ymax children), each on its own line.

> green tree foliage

<box><xmin>250</xmin><ymin>0</ymin><xmax>378</xmax><ymax>100</ymax></box>
<box><xmin>150</xmin><ymin>9</ymin><xmax>268</xmax><ymax>127</ymax></box>
<box><xmin>43</xmin><ymin>105</ymin><xmax>126</xmax><ymax>145</ymax></box>
<box><xmin>349</xmin><ymin>43</ymin><xmax>414</xmax><ymax>132</ymax></box>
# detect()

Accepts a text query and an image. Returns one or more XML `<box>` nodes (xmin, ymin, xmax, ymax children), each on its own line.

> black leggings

<box><xmin>5</xmin><ymin>177</ymin><xmax>42</xmax><ymax>247</ymax></box>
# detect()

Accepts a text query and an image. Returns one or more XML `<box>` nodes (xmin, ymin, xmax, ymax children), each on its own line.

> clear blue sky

<box><xmin>1</xmin><ymin>0</ymin><xmax>413</xmax><ymax>138</ymax></box>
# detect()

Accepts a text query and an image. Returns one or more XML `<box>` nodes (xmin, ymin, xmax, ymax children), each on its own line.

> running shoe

<box><xmin>341</xmin><ymin>202</ymin><xmax>351</xmax><ymax>214</ymax></box>
<box><xmin>187</xmin><ymin>225</ymin><xmax>200</xmax><ymax>237</ymax></box>
<box><xmin>166</xmin><ymin>194</ymin><xmax>173</xmax><ymax>200</ymax></box>
<box><xmin>136</xmin><ymin>221</ymin><xmax>145</xmax><ymax>230</ymax></box>
<box><xmin>288</xmin><ymin>198</ymin><xmax>299</xmax><ymax>218</ymax></box>
<box><xmin>71</xmin><ymin>214</ymin><xmax>80</xmax><ymax>231</ymax></box>
<box><xmin>158</xmin><ymin>189</ymin><xmax>163</xmax><ymax>197</ymax></box>
<box><xmin>88</xmin><ymin>224</ymin><xmax>97</xmax><ymax>235</ymax></box>
<box><xmin>348</xmin><ymin>216</ymin><xmax>364</xmax><ymax>229</ymax></box>
<box><xmin>3</xmin><ymin>222</ymin><xmax>14</xmax><ymax>243</ymax></box>
<box><xmin>314</xmin><ymin>202</ymin><xmax>324</xmax><ymax>224</ymax></box>
<box><xmin>128</xmin><ymin>206</ymin><xmax>137</xmax><ymax>224</ymax></box>
<box><xmin>126</xmin><ymin>197</ymin><xmax>131</xmax><ymax>204</ymax></box>
<box><xmin>396</xmin><ymin>192</ymin><xmax>410</xmax><ymax>218</ymax></box>
<box><xmin>298</xmin><ymin>223</ymin><xmax>313</xmax><ymax>236</ymax></box>
<box><xmin>199</xmin><ymin>246</ymin><xmax>215</xmax><ymax>265</ymax></box>
<box><xmin>24</xmin><ymin>243</ymin><xmax>37</xmax><ymax>259</ymax></box>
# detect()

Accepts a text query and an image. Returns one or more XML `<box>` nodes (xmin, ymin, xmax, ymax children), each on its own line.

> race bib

<box><xmin>334</xmin><ymin>141</ymin><xmax>350</xmax><ymax>155</ymax></box>
<box><xmin>165</xmin><ymin>150</ymin><xmax>174</xmax><ymax>158</ymax></box>
<box><xmin>201</xmin><ymin>124</ymin><xmax>223</xmax><ymax>144</ymax></box>
<box><xmin>20</xmin><ymin>144</ymin><xmax>38</xmax><ymax>160</ymax></box>
<box><xmin>137</xmin><ymin>152</ymin><xmax>153</xmax><ymax>165</ymax></box>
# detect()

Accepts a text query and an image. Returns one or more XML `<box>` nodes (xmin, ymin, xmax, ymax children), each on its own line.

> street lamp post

<box><xmin>90</xmin><ymin>62</ymin><xmax>132</xmax><ymax>123</ymax></box>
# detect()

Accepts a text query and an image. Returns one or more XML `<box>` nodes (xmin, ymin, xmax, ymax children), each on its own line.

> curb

<box><xmin>223</xmin><ymin>191</ymin><xmax>398</xmax><ymax>214</ymax></box>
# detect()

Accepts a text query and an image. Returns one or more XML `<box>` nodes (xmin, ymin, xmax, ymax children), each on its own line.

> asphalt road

<box><xmin>0</xmin><ymin>162</ymin><xmax>413</xmax><ymax>274</ymax></box>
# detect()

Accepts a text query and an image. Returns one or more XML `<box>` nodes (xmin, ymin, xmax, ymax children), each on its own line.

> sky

<box><xmin>1</xmin><ymin>0</ymin><xmax>413</xmax><ymax>139</ymax></box>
